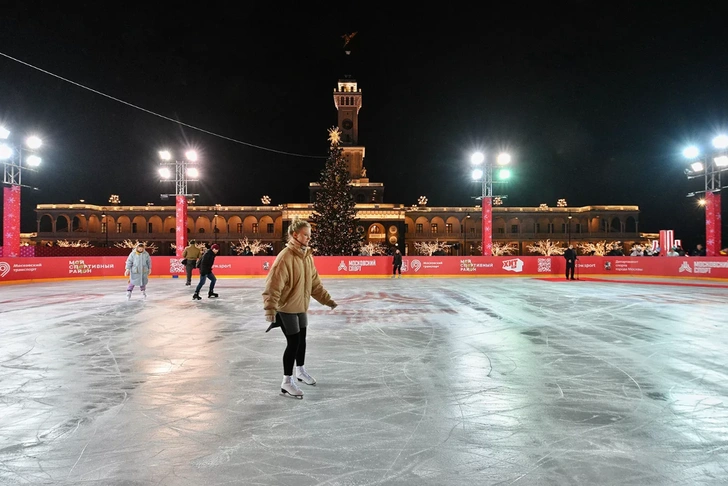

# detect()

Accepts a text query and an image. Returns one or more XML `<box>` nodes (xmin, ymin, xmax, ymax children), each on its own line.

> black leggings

<box><xmin>282</xmin><ymin>326</ymin><xmax>307</xmax><ymax>376</ymax></box>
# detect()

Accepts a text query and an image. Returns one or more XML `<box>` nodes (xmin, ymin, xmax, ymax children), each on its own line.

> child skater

<box><xmin>124</xmin><ymin>242</ymin><xmax>152</xmax><ymax>300</ymax></box>
<box><xmin>262</xmin><ymin>216</ymin><xmax>337</xmax><ymax>399</ymax></box>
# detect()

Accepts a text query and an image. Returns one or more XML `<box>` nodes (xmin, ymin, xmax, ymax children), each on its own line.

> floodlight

<box><xmin>498</xmin><ymin>168</ymin><xmax>511</xmax><ymax>179</ymax></box>
<box><xmin>26</xmin><ymin>155</ymin><xmax>41</xmax><ymax>167</ymax></box>
<box><xmin>471</xmin><ymin>168</ymin><xmax>483</xmax><ymax>180</ymax></box>
<box><xmin>698</xmin><ymin>198</ymin><xmax>707</xmax><ymax>206</ymax></box>
<box><xmin>159</xmin><ymin>167</ymin><xmax>171</xmax><ymax>178</ymax></box>
<box><xmin>0</xmin><ymin>126</ymin><xmax>9</xmax><ymax>139</ymax></box>
<box><xmin>712</xmin><ymin>135</ymin><xmax>728</xmax><ymax>149</ymax></box>
<box><xmin>714</xmin><ymin>156</ymin><xmax>728</xmax><ymax>167</ymax></box>
<box><xmin>690</xmin><ymin>162</ymin><xmax>704</xmax><ymax>172</ymax></box>
<box><xmin>186</xmin><ymin>167</ymin><xmax>199</xmax><ymax>178</ymax></box>
<box><xmin>159</xmin><ymin>150</ymin><xmax>172</xmax><ymax>160</ymax></box>
<box><xmin>496</xmin><ymin>153</ymin><xmax>511</xmax><ymax>165</ymax></box>
<box><xmin>25</xmin><ymin>136</ymin><xmax>42</xmax><ymax>149</ymax></box>
<box><xmin>470</xmin><ymin>152</ymin><xmax>484</xmax><ymax>165</ymax></box>
<box><xmin>682</xmin><ymin>146</ymin><xmax>700</xmax><ymax>159</ymax></box>
<box><xmin>185</xmin><ymin>150</ymin><xmax>198</xmax><ymax>161</ymax></box>
<box><xmin>0</xmin><ymin>144</ymin><xmax>12</xmax><ymax>160</ymax></box>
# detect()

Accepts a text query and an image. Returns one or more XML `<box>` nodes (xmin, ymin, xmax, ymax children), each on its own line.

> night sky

<box><xmin>1</xmin><ymin>3</ymin><xmax>727</xmax><ymax>250</ymax></box>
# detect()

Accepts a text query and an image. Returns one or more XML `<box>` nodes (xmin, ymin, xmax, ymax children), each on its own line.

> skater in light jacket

<box><xmin>262</xmin><ymin>216</ymin><xmax>337</xmax><ymax>399</ymax></box>
<box><xmin>124</xmin><ymin>242</ymin><xmax>152</xmax><ymax>300</ymax></box>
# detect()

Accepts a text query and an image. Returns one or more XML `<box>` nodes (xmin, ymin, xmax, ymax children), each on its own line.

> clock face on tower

<box><xmin>342</xmin><ymin>119</ymin><xmax>353</xmax><ymax>130</ymax></box>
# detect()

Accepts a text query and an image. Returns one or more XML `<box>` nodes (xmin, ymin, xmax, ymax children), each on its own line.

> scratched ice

<box><xmin>1</xmin><ymin>276</ymin><xmax>728</xmax><ymax>485</ymax></box>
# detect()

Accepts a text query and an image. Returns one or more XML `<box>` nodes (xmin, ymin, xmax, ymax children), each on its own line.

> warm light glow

<box><xmin>159</xmin><ymin>167</ymin><xmax>171</xmax><ymax>178</ymax></box>
<box><xmin>25</xmin><ymin>136</ymin><xmax>42</xmax><ymax>149</ymax></box>
<box><xmin>471</xmin><ymin>168</ymin><xmax>483</xmax><ymax>180</ymax></box>
<box><xmin>496</xmin><ymin>152</ymin><xmax>511</xmax><ymax>165</ymax></box>
<box><xmin>712</xmin><ymin>135</ymin><xmax>728</xmax><ymax>149</ymax></box>
<box><xmin>690</xmin><ymin>162</ymin><xmax>704</xmax><ymax>172</ymax></box>
<box><xmin>158</xmin><ymin>150</ymin><xmax>172</xmax><ymax>160</ymax></box>
<box><xmin>186</xmin><ymin>167</ymin><xmax>199</xmax><ymax>178</ymax></box>
<box><xmin>0</xmin><ymin>144</ymin><xmax>12</xmax><ymax>160</ymax></box>
<box><xmin>714</xmin><ymin>156</ymin><xmax>728</xmax><ymax>167</ymax></box>
<box><xmin>683</xmin><ymin>146</ymin><xmax>700</xmax><ymax>159</ymax></box>
<box><xmin>470</xmin><ymin>152</ymin><xmax>484</xmax><ymax>165</ymax></box>
<box><xmin>0</xmin><ymin>126</ymin><xmax>9</xmax><ymax>139</ymax></box>
<box><xmin>698</xmin><ymin>198</ymin><xmax>707</xmax><ymax>206</ymax></box>
<box><xmin>26</xmin><ymin>154</ymin><xmax>41</xmax><ymax>167</ymax></box>
<box><xmin>185</xmin><ymin>150</ymin><xmax>198</xmax><ymax>161</ymax></box>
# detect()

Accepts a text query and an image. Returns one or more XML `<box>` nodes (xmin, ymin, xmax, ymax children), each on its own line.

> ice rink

<box><xmin>2</xmin><ymin>275</ymin><xmax>728</xmax><ymax>485</ymax></box>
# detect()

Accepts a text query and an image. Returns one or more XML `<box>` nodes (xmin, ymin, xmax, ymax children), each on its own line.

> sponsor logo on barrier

<box><xmin>459</xmin><ymin>259</ymin><xmax>495</xmax><ymax>272</ymax></box>
<box><xmin>263</xmin><ymin>261</ymin><xmax>270</xmax><ymax>271</ymax></box>
<box><xmin>337</xmin><ymin>259</ymin><xmax>377</xmax><ymax>272</ymax></box>
<box><xmin>68</xmin><ymin>259</ymin><xmax>114</xmax><ymax>274</ymax></box>
<box><xmin>692</xmin><ymin>260</ymin><xmax>728</xmax><ymax>274</ymax></box>
<box><xmin>503</xmin><ymin>258</ymin><xmax>524</xmax><ymax>273</ymax></box>
<box><xmin>410</xmin><ymin>259</ymin><xmax>422</xmax><ymax>272</ymax></box>
<box><xmin>0</xmin><ymin>261</ymin><xmax>10</xmax><ymax>277</ymax></box>
<box><xmin>678</xmin><ymin>261</ymin><xmax>693</xmax><ymax>273</ymax></box>
<box><xmin>537</xmin><ymin>258</ymin><xmax>551</xmax><ymax>273</ymax></box>
<box><xmin>1</xmin><ymin>262</ymin><xmax>42</xmax><ymax>276</ymax></box>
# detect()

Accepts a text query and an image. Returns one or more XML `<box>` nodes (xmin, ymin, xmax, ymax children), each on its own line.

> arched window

<box><xmin>198</xmin><ymin>228</ymin><xmax>205</xmax><ymax>233</ymax></box>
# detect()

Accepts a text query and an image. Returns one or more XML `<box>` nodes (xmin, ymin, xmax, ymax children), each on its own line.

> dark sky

<box><xmin>1</xmin><ymin>3</ymin><xmax>727</xmax><ymax>248</ymax></box>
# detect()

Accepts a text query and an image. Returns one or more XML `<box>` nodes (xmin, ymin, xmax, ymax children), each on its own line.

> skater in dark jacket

<box><xmin>193</xmin><ymin>244</ymin><xmax>219</xmax><ymax>300</ymax></box>
<box><xmin>392</xmin><ymin>248</ymin><xmax>402</xmax><ymax>278</ymax></box>
<box><xmin>564</xmin><ymin>245</ymin><xmax>577</xmax><ymax>280</ymax></box>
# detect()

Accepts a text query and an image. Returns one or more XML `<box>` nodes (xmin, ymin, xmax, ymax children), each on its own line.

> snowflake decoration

<box><xmin>261</xmin><ymin>195</ymin><xmax>271</xmax><ymax>205</ymax></box>
<box><xmin>418</xmin><ymin>196</ymin><xmax>428</xmax><ymax>206</ymax></box>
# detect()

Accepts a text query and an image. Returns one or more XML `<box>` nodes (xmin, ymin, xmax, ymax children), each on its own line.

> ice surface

<box><xmin>1</xmin><ymin>276</ymin><xmax>728</xmax><ymax>485</ymax></box>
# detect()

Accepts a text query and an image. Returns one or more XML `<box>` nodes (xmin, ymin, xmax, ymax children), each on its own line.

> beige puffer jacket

<box><xmin>263</xmin><ymin>241</ymin><xmax>333</xmax><ymax>318</ymax></box>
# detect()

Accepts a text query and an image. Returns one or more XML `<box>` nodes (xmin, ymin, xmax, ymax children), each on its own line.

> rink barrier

<box><xmin>1</xmin><ymin>256</ymin><xmax>728</xmax><ymax>284</ymax></box>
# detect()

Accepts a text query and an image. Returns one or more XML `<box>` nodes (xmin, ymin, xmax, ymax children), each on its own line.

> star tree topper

<box><xmin>328</xmin><ymin>126</ymin><xmax>342</xmax><ymax>147</ymax></box>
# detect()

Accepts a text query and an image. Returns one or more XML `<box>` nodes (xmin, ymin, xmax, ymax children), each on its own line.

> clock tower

<box><xmin>333</xmin><ymin>77</ymin><xmax>365</xmax><ymax>181</ymax></box>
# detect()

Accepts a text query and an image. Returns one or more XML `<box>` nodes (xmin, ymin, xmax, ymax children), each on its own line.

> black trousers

<box><xmin>393</xmin><ymin>264</ymin><xmax>402</xmax><ymax>275</ymax></box>
<box><xmin>184</xmin><ymin>261</ymin><xmax>196</xmax><ymax>284</ymax></box>
<box><xmin>565</xmin><ymin>261</ymin><xmax>575</xmax><ymax>279</ymax></box>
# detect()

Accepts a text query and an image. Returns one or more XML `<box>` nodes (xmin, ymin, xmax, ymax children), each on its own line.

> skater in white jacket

<box><xmin>262</xmin><ymin>217</ymin><xmax>337</xmax><ymax>399</ymax></box>
<box><xmin>124</xmin><ymin>242</ymin><xmax>152</xmax><ymax>300</ymax></box>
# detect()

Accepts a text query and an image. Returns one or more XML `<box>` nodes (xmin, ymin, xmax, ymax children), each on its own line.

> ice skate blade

<box><xmin>297</xmin><ymin>378</ymin><xmax>317</xmax><ymax>386</ymax></box>
<box><xmin>280</xmin><ymin>389</ymin><xmax>303</xmax><ymax>399</ymax></box>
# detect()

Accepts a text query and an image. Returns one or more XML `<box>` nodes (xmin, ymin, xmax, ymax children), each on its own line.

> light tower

<box><xmin>159</xmin><ymin>149</ymin><xmax>200</xmax><ymax>257</ymax></box>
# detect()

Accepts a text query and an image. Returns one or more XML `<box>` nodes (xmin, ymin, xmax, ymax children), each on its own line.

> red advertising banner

<box><xmin>3</xmin><ymin>186</ymin><xmax>21</xmax><ymax>258</ymax></box>
<box><xmin>2</xmin><ymin>256</ymin><xmax>728</xmax><ymax>283</ymax></box>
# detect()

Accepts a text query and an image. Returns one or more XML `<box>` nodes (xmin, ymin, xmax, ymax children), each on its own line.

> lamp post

<box><xmin>470</xmin><ymin>151</ymin><xmax>511</xmax><ymax>256</ymax></box>
<box><xmin>463</xmin><ymin>213</ymin><xmax>471</xmax><ymax>256</ymax></box>
<box><xmin>101</xmin><ymin>212</ymin><xmax>109</xmax><ymax>247</ymax></box>
<box><xmin>683</xmin><ymin>135</ymin><xmax>728</xmax><ymax>256</ymax></box>
<box><xmin>568</xmin><ymin>213</ymin><xmax>572</xmax><ymax>247</ymax></box>
<box><xmin>1</xmin><ymin>127</ymin><xmax>43</xmax><ymax>258</ymax></box>
<box><xmin>159</xmin><ymin>149</ymin><xmax>200</xmax><ymax>257</ymax></box>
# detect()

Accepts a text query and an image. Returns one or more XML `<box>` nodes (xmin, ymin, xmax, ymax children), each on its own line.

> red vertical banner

<box><xmin>3</xmin><ymin>185</ymin><xmax>21</xmax><ymax>257</ymax></box>
<box><xmin>482</xmin><ymin>196</ymin><xmax>492</xmax><ymax>256</ymax></box>
<box><xmin>175</xmin><ymin>195</ymin><xmax>187</xmax><ymax>257</ymax></box>
<box><xmin>705</xmin><ymin>191</ymin><xmax>721</xmax><ymax>256</ymax></box>
<box><xmin>659</xmin><ymin>229</ymin><xmax>674</xmax><ymax>256</ymax></box>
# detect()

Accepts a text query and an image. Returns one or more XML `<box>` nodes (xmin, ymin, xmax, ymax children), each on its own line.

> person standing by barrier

<box><xmin>125</xmin><ymin>242</ymin><xmax>152</xmax><ymax>300</ymax></box>
<box><xmin>392</xmin><ymin>248</ymin><xmax>403</xmax><ymax>278</ymax></box>
<box><xmin>262</xmin><ymin>216</ymin><xmax>337</xmax><ymax>399</ymax></box>
<box><xmin>564</xmin><ymin>245</ymin><xmax>577</xmax><ymax>281</ymax></box>
<box><xmin>193</xmin><ymin>244</ymin><xmax>219</xmax><ymax>300</ymax></box>
<box><xmin>182</xmin><ymin>239</ymin><xmax>201</xmax><ymax>286</ymax></box>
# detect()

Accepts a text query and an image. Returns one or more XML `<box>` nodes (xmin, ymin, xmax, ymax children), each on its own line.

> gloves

<box><xmin>124</xmin><ymin>269</ymin><xmax>129</xmax><ymax>277</ymax></box>
<box><xmin>328</xmin><ymin>301</ymin><xmax>338</xmax><ymax>310</ymax></box>
<box><xmin>265</xmin><ymin>314</ymin><xmax>276</xmax><ymax>322</ymax></box>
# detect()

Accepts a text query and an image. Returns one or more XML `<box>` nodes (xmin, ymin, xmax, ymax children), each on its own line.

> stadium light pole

<box><xmin>683</xmin><ymin>135</ymin><xmax>728</xmax><ymax>256</ymax></box>
<box><xmin>471</xmin><ymin>151</ymin><xmax>511</xmax><ymax>256</ymax></box>
<box><xmin>1</xmin><ymin>127</ymin><xmax>43</xmax><ymax>257</ymax></box>
<box><xmin>159</xmin><ymin>149</ymin><xmax>200</xmax><ymax>257</ymax></box>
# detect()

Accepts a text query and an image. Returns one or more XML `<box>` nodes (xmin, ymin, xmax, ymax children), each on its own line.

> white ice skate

<box><xmin>296</xmin><ymin>366</ymin><xmax>317</xmax><ymax>385</ymax></box>
<box><xmin>126</xmin><ymin>291</ymin><xmax>132</xmax><ymax>301</ymax></box>
<box><xmin>280</xmin><ymin>376</ymin><xmax>303</xmax><ymax>399</ymax></box>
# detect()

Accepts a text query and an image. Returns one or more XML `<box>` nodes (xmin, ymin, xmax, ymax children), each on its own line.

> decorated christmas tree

<box><xmin>310</xmin><ymin>127</ymin><xmax>362</xmax><ymax>255</ymax></box>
